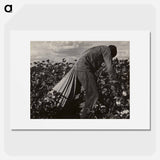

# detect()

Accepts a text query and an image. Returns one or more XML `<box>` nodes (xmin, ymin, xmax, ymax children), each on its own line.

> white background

<box><xmin>10</xmin><ymin>31</ymin><xmax>150</xmax><ymax>130</ymax></box>
<box><xmin>1</xmin><ymin>0</ymin><xmax>160</xmax><ymax>160</ymax></box>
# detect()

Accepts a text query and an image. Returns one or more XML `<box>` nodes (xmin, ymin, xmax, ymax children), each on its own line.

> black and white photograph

<box><xmin>30</xmin><ymin>41</ymin><xmax>130</xmax><ymax>119</ymax></box>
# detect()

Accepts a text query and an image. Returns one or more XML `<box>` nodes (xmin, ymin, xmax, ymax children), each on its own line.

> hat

<box><xmin>109</xmin><ymin>45</ymin><xmax>117</xmax><ymax>57</ymax></box>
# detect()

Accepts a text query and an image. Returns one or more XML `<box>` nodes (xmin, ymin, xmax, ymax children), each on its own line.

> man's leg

<box><xmin>77</xmin><ymin>71</ymin><xmax>99</xmax><ymax>118</ymax></box>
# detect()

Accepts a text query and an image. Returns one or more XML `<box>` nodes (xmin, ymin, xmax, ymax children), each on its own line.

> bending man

<box><xmin>75</xmin><ymin>45</ymin><xmax>118</xmax><ymax>118</ymax></box>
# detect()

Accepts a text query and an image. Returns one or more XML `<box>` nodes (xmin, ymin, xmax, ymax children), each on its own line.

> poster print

<box><xmin>30</xmin><ymin>41</ymin><xmax>130</xmax><ymax>119</ymax></box>
<box><xmin>10</xmin><ymin>31</ymin><xmax>150</xmax><ymax>130</ymax></box>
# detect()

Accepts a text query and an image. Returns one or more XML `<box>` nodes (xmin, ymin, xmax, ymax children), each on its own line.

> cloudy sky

<box><xmin>30</xmin><ymin>41</ymin><xmax>129</xmax><ymax>62</ymax></box>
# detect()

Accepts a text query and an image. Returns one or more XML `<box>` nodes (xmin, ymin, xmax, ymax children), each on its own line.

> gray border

<box><xmin>7</xmin><ymin>32</ymin><xmax>151</xmax><ymax>131</ymax></box>
<box><xmin>150</xmin><ymin>32</ymin><xmax>151</xmax><ymax>131</ymax></box>
<box><xmin>12</xmin><ymin>129</ymin><xmax>151</xmax><ymax>131</ymax></box>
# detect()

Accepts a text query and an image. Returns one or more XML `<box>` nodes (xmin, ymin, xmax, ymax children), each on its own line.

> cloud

<box><xmin>31</xmin><ymin>41</ymin><xmax>129</xmax><ymax>62</ymax></box>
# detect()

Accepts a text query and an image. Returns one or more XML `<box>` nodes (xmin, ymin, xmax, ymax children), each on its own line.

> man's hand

<box><xmin>110</xmin><ymin>85</ymin><xmax>117</xmax><ymax>97</ymax></box>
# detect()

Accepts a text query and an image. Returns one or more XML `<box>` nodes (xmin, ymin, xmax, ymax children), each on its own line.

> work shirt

<box><xmin>75</xmin><ymin>45</ymin><xmax>117</xmax><ymax>80</ymax></box>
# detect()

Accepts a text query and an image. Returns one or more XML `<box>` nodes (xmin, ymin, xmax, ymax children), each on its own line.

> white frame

<box><xmin>10</xmin><ymin>30</ymin><xmax>150</xmax><ymax>130</ymax></box>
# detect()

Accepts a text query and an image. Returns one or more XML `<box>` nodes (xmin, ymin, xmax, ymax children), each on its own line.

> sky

<box><xmin>30</xmin><ymin>41</ymin><xmax>129</xmax><ymax>62</ymax></box>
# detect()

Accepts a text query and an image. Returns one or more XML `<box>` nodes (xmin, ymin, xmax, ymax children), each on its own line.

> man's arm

<box><xmin>102</xmin><ymin>48</ymin><xmax>119</xmax><ymax>98</ymax></box>
<box><xmin>102</xmin><ymin>47</ymin><xmax>117</xmax><ymax>82</ymax></box>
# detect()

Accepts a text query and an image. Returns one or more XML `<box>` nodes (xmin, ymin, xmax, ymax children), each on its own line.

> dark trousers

<box><xmin>76</xmin><ymin>70</ymin><xmax>99</xmax><ymax>118</ymax></box>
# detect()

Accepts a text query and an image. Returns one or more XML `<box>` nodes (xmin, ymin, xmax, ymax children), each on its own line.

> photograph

<box><xmin>30</xmin><ymin>41</ymin><xmax>130</xmax><ymax>119</ymax></box>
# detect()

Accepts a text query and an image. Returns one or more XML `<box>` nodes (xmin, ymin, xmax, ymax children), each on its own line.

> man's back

<box><xmin>76</xmin><ymin>45</ymin><xmax>111</xmax><ymax>72</ymax></box>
